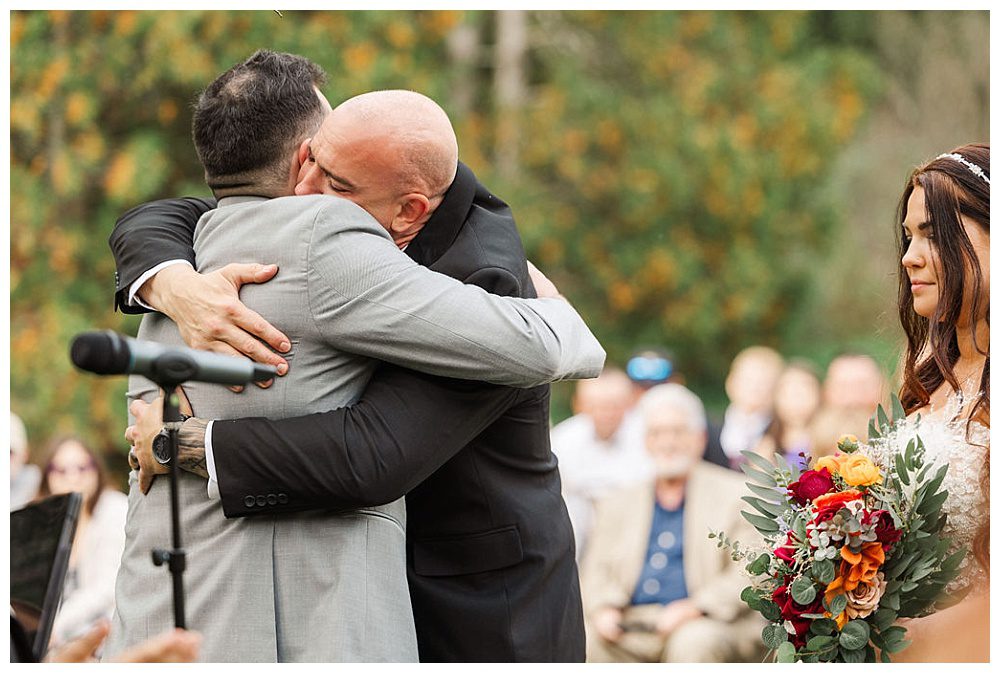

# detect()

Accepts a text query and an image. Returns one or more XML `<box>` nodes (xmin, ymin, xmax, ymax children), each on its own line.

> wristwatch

<box><xmin>151</xmin><ymin>415</ymin><xmax>191</xmax><ymax>466</ymax></box>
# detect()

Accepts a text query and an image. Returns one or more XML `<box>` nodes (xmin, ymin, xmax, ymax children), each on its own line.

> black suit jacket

<box><xmin>108</xmin><ymin>163</ymin><xmax>586</xmax><ymax>662</ymax></box>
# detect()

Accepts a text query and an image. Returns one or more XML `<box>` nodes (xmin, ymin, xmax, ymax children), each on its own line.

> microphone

<box><xmin>70</xmin><ymin>330</ymin><xmax>277</xmax><ymax>386</ymax></box>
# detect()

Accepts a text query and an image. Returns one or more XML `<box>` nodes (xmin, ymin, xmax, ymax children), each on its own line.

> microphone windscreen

<box><xmin>70</xmin><ymin>332</ymin><xmax>129</xmax><ymax>375</ymax></box>
<box><xmin>251</xmin><ymin>363</ymin><xmax>279</xmax><ymax>382</ymax></box>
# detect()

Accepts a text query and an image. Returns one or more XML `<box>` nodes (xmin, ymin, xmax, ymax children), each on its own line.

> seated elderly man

<box><xmin>580</xmin><ymin>383</ymin><xmax>764</xmax><ymax>663</ymax></box>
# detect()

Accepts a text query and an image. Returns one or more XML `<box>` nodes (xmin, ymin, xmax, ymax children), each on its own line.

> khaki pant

<box><xmin>586</xmin><ymin>604</ymin><xmax>765</xmax><ymax>663</ymax></box>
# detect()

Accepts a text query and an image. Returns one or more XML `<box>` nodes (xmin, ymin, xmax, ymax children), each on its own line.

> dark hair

<box><xmin>895</xmin><ymin>142</ymin><xmax>990</xmax><ymax>571</ymax></box>
<box><xmin>192</xmin><ymin>50</ymin><xmax>327</xmax><ymax>195</ymax></box>
<box><xmin>37</xmin><ymin>436</ymin><xmax>109</xmax><ymax>516</ymax></box>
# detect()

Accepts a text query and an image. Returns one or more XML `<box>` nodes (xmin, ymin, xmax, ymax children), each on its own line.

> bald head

<box><xmin>330</xmin><ymin>90</ymin><xmax>458</xmax><ymax>196</ymax></box>
<box><xmin>573</xmin><ymin>368</ymin><xmax>634</xmax><ymax>441</ymax></box>
<box><xmin>298</xmin><ymin>90</ymin><xmax>459</xmax><ymax>241</ymax></box>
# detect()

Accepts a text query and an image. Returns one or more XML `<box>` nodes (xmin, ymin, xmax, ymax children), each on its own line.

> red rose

<box><xmin>772</xmin><ymin>581</ymin><xmax>824</xmax><ymax>648</ymax></box>
<box><xmin>774</xmin><ymin>531</ymin><xmax>798</xmax><ymax>564</ymax></box>
<box><xmin>788</xmin><ymin>468</ymin><xmax>835</xmax><ymax>504</ymax></box>
<box><xmin>864</xmin><ymin>509</ymin><xmax>902</xmax><ymax>552</ymax></box>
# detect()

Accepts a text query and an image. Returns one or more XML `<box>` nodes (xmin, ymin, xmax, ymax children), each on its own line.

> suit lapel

<box><xmin>405</xmin><ymin>161</ymin><xmax>477</xmax><ymax>268</ymax></box>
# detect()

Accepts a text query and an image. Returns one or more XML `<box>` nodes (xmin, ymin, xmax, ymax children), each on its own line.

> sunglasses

<box><xmin>46</xmin><ymin>460</ymin><xmax>97</xmax><ymax>476</ymax></box>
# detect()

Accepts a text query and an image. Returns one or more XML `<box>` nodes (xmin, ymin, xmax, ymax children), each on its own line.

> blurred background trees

<box><xmin>9</xmin><ymin>10</ymin><xmax>988</xmax><ymax>480</ymax></box>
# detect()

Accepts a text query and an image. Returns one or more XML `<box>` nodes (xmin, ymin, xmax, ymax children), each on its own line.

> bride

<box><xmin>890</xmin><ymin>143</ymin><xmax>989</xmax><ymax>663</ymax></box>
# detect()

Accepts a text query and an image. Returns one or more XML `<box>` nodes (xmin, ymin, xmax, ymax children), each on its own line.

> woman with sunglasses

<box><xmin>38</xmin><ymin>436</ymin><xmax>127</xmax><ymax>647</ymax></box>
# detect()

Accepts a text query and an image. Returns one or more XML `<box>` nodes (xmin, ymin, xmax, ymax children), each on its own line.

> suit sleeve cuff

<box><xmin>205</xmin><ymin>419</ymin><xmax>220</xmax><ymax>500</ymax></box>
<box><xmin>128</xmin><ymin>259</ymin><xmax>193</xmax><ymax>310</ymax></box>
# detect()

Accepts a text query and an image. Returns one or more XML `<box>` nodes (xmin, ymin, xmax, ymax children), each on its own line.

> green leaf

<box><xmin>825</xmin><ymin>592</ymin><xmax>847</xmax><ymax>616</ymax></box>
<box><xmin>742</xmin><ymin>495</ymin><xmax>785</xmax><ymax>518</ymax></box>
<box><xmin>746</xmin><ymin>481</ymin><xmax>783</xmax><ymax>501</ymax></box>
<box><xmin>790</xmin><ymin>577</ymin><xmax>817</xmax><ymax>605</ymax></box>
<box><xmin>806</xmin><ymin>635</ymin><xmax>836</xmax><ymax>651</ymax></box>
<box><xmin>870</xmin><ymin>608</ymin><xmax>897</xmax><ymax>631</ymax></box>
<box><xmin>741</xmin><ymin>462</ymin><xmax>778</xmax><ymax>487</ymax></box>
<box><xmin>879</xmin><ymin>651</ymin><xmax>892</xmax><ymax>663</ymax></box>
<box><xmin>742</xmin><ymin>510</ymin><xmax>780</xmax><ymax>534</ymax></box>
<box><xmin>839</xmin><ymin>619</ymin><xmax>870</xmax><ymax>650</ymax></box>
<box><xmin>760</xmin><ymin>600</ymin><xmax>782</xmax><ymax>622</ymax></box>
<box><xmin>811</xmin><ymin>559</ymin><xmax>835</xmax><ymax>584</ymax></box>
<box><xmin>762</xmin><ymin>623</ymin><xmax>788</xmax><ymax>650</ymax></box>
<box><xmin>886</xmin><ymin>638</ymin><xmax>911</xmax><ymax>654</ymax></box>
<box><xmin>810</xmin><ymin>618</ymin><xmax>836</xmax><ymax>636</ymax></box>
<box><xmin>746</xmin><ymin>552</ymin><xmax>772</xmax><ymax>575</ymax></box>
<box><xmin>841</xmin><ymin>647</ymin><xmax>866</xmax><ymax>663</ymax></box>
<box><xmin>776</xmin><ymin>641</ymin><xmax>796</xmax><ymax>663</ymax></box>
<box><xmin>895</xmin><ymin>452</ymin><xmax>910</xmax><ymax>485</ymax></box>
<box><xmin>742</xmin><ymin>449</ymin><xmax>781</xmax><ymax>475</ymax></box>
<box><xmin>876</xmin><ymin>404</ymin><xmax>890</xmax><ymax>432</ymax></box>
<box><xmin>890</xmin><ymin>394</ymin><xmax>906</xmax><ymax>422</ymax></box>
<box><xmin>868</xmin><ymin>417</ymin><xmax>881</xmax><ymax>440</ymax></box>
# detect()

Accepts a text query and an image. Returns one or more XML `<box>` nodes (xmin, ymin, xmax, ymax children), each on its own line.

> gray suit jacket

<box><xmin>105</xmin><ymin>194</ymin><xmax>604</xmax><ymax>662</ymax></box>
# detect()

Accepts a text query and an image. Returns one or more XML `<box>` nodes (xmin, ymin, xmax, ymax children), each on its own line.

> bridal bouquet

<box><xmin>712</xmin><ymin>397</ymin><xmax>964</xmax><ymax>663</ymax></box>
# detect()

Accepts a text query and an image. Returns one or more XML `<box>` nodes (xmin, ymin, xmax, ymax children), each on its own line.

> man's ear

<box><xmin>389</xmin><ymin>193</ymin><xmax>432</xmax><ymax>236</ymax></box>
<box><xmin>293</xmin><ymin>139</ymin><xmax>312</xmax><ymax>179</ymax></box>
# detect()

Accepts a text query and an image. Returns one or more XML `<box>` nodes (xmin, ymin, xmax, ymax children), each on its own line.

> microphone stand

<box><xmin>148</xmin><ymin>373</ymin><xmax>189</xmax><ymax>630</ymax></box>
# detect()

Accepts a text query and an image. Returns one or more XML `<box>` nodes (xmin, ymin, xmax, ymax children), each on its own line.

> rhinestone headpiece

<box><xmin>936</xmin><ymin>152</ymin><xmax>990</xmax><ymax>185</ymax></box>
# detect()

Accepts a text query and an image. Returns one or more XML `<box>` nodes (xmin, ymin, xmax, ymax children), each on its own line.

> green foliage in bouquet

<box><xmin>711</xmin><ymin>395</ymin><xmax>966</xmax><ymax>663</ymax></box>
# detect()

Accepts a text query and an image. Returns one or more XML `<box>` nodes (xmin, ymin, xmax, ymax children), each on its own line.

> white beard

<box><xmin>654</xmin><ymin>456</ymin><xmax>694</xmax><ymax>480</ymax></box>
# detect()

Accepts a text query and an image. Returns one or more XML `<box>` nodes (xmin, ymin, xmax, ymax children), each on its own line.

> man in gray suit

<box><xmin>105</xmin><ymin>51</ymin><xmax>603</xmax><ymax>662</ymax></box>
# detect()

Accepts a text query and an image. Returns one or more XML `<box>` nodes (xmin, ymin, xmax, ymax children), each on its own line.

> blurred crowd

<box><xmin>11</xmin><ymin>345</ymin><xmax>886</xmax><ymax>663</ymax></box>
<box><xmin>553</xmin><ymin>346</ymin><xmax>887</xmax><ymax>663</ymax></box>
<box><xmin>10</xmin><ymin>413</ymin><xmax>128</xmax><ymax>649</ymax></box>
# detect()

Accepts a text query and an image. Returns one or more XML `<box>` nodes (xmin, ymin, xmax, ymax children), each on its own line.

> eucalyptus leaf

<box><xmin>868</xmin><ymin>418</ymin><xmax>881</xmax><ymax>440</ymax></box>
<box><xmin>742</xmin><ymin>495</ymin><xmax>784</xmax><ymax>518</ymax></box>
<box><xmin>790</xmin><ymin>577</ymin><xmax>817</xmax><ymax>605</ymax></box>
<box><xmin>741</xmin><ymin>463</ymin><xmax>778</xmax><ymax>487</ymax></box>
<box><xmin>826</xmin><ymin>592</ymin><xmax>847</xmax><ymax>616</ymax></box>
<box><xmin>746</xmin><ymin>552</ymin><xmax>771</xmax><ymax>576</ymax></box>
<box><xmin>776</xmin><ymin>641</ymin><xmax>796</xmax><ymax>663</ymax></box>
<box><xmin>762</xmin><ymin>623</ymin><xmax>788</xmax><ymax>650</ymax></box>
<box><xmin>870</xmin><ymin>608</ymin><xmax>897</xmax><ymax>631</ymax></box>
<box><xmin>742</xmin><ymin>511</ymin><xmax>780</xmax><ymax>534</ymax></box>
<box><xmin>746</xmin><ymin>481</ymin><xmax>783</xmax><ymax>502</ymax></box>
<box><xmin>841</xmin><ymin>647</ymin><xmax>866</xmax><ymax>663</ymax></box>
<box><xmin>895</xmin><ymin>453</ymin><xmax>910</xmax><ymax>485</ymax></box>
<box><xmin>810</xmin><ymin>618</ymin><xmax>836</xmax><ymax>636</ymax></box>
<box><xmin>806</xmin><ymin>635</ymin><xmax>836</xmax><ymax>651</ymax></box>
<box><xmin>811</xmin><ymin>559</ymin><xmax>835</xmax><ymax>584</ymax></box>
<box><xmin>890</xmin><ymin>394</ymin><xmax>905</xmax><ymax>422</ymax></box>
<box><xmin>839</xmin><ymin>620</ymin><xmax>870</xmax><ymax>650</ymax></box>
<box><xmin>742</xmin><ymin>449</ymin><xmax>781</xmax><ymax>475</ymax></box>
<box><xmin>876</xmin><ymin>404</ymin><xmax>890</xmax><ymax>432</ymax></box>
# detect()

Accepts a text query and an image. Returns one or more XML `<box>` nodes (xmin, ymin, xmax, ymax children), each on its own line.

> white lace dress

<box><xmin>875</xmin><ymin>394</ymin><xmax>989</xmax><ymax>599</ymax></box>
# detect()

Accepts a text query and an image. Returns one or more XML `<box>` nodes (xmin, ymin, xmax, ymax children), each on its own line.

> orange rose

<box><xmin>824</xmin><ymin>542</ymin><xmax>885</xmax><ymax>629</ymax></box>
<box><xmin>812</xmin><ymin>489</ymin><xmax>863</xmax><ymax>512</ymax></box>
<box><xmin>814</xmin><ymin>453</ymin><xmax>845</xmax><ymax>475</ymax></box>
<box><xmin>839</xmin><ymin>454</ymin><xmax>882</xmax><ymax>487</ymax></box>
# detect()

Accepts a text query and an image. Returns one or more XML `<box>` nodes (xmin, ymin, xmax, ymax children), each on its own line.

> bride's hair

<box><xmin>895</xmin><ymin>142</ymin><xmax>990</xmax><ymax>572</ymax></box>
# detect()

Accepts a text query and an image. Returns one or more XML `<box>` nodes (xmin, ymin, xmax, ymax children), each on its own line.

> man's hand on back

<box><xmin>526</xmin><ymin>260</ymin><xmax>565</xmax><ymax>301</ymax></box>
<box><xmin>138</xmin><ymin>262</ymin><xmax>292</xmax><ymax>389</ymax></box>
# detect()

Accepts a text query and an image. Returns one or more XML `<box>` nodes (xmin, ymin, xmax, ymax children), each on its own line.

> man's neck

<box><xmin>654</xmin><ymin>478</ymin><xmax>686</xmax><ymax>510</ymax></box>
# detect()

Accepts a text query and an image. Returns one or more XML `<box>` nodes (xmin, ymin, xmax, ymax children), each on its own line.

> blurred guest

<box><xmin>10</xmin><ymin>412</ymin><xmax>41</xmax><ymax>510</ymax></box>
<box><xmin>822</xmin><ymin>353</ymin><xmax>887</xmax><ymax>417</ymax></box>
<box><xmin>625</xmin><ymin>348</ymin><xmax>728</xmax><ymax>468</ymax></box>
<box><xmin>754</xmin><ymin>361</ymin><xmax>822</xmax><ymax>469</ymax></box>
<box><xmin>808</xmin><ymin>407</ymin><xmax>872</xmax><ymax>460</ymax></box>
<box><xmin>580</xmin><ymin>384</ymin><xmax>763</xmax><ymax>663</ymax></box>
<box><xmin>553</xmin><ymin>367</ymin><xmax>652</xmax><ymax>561</ymax></box>
<box><xmin>38</xmin><ymin>436</ymin><xmax>127</xmax><ymax>646</ymax></box>
<box><xmin>719</xmin><ymin>346</ymin><xmax>784</xmax><ymax>469</ymax></box>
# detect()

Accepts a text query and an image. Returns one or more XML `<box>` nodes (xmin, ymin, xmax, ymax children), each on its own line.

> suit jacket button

<box><xmin>244</xmin><ymin>495</ymin><xmax>256</xmax><ymax>508</ymax></box>
<box><xmin>267</xmin><ymin>494</ymin><xmax>278</xmax><ymax>505</ymax></box>
<box><xmin>256</xmin><ymin>495</ymin><xmax>267</xmax><ymax>507</ymax></box>
<box><xmin>277</xmin><ymin>493</ymin><xmax>288</xmax><ymax>504</ymax></box>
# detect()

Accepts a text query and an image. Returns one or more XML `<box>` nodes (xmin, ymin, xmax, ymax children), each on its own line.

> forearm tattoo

<box><xmin>177</xmin><ymin>417</ymin><xmax>210</xmax><ymax>479</ymax></box>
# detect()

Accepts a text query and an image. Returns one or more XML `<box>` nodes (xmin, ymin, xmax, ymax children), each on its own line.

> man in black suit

<box><xmin>115</xmin><ymin>89</ymin><xmax>590</xmax><ymax>662</ymax></box>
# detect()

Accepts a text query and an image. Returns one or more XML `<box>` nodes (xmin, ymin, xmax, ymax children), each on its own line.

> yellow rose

<box><xmin>814</xmin><ymin>453</ymin><xmax>845</xmax><ymax>476</ymax></box>
<box><xmin>839</xmin><ymin>454</ymin><xmax>882</xmax><ymax>487</ymax></box>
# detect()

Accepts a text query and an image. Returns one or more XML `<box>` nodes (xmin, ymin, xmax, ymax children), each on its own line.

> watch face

<box><xmin>152</xmin><ymin>431</ymin><xmax>171</xmax><ymax>465</ymax></box>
